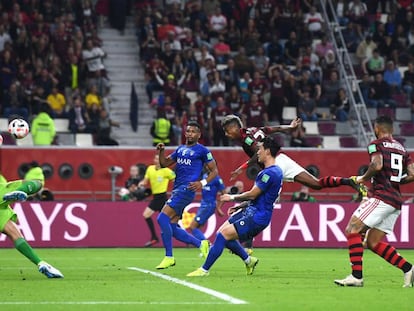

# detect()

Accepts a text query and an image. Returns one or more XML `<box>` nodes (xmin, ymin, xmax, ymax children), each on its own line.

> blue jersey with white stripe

<box><xmin>201</xmin><ymin>174</ymin><xmax>225</xmax><ymax>203</ymax></box>
<box><xmin>170</xmin><ymin>143</ymin><xmax>214</xmax><ymax>189</ymax></box>
<box><xmin>250</xmin><ymin>165</ymin><xmax>283</xmax><ymax>225</ymax></box>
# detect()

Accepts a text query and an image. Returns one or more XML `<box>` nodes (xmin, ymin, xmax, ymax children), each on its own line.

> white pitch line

<box><xmin>0</xmin><ymin>302</ymin><xmax>227</xmax><ymax>305</ymax></box>
<box><xmin>128</xmin><ymin>267</ymin><xmax>248</xmax><ymax>305</ymax></box>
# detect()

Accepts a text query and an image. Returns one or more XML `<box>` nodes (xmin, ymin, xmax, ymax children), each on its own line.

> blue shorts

<box><xmin>166</xmin><ymin>185</ymin><xmax>195</xmax><ymax>217</ymax></box>
<box><xmin>229</xmin><ymin>207</ymin><xmax>268</xmax><ymax>242</ymax></box>
<box><xmin>194</xmin><ymin>201</ymin><xmax>216</xmax><ymax>226</ymax></box>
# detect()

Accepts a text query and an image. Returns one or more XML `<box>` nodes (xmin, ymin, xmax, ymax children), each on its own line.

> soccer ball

<box><xmin>8</xmin><ymin>118</ymin><xmax>30</xmax><ymax>139</ymax></box>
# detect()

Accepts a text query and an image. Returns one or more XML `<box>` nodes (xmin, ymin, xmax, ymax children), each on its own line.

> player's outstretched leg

<box><xmin>3</xmin><ymin>180</ymin><xmax>43</xmax><ymax>202</ymax></box>
<box><xmin>318</xmin><ymin>176</ymin><xmax>368</xmax><ymax>198</ymax></box>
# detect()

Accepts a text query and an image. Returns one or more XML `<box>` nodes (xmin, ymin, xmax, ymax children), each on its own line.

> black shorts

<box><xmin>148</xmin><ymin>193</ymin><xmax>168</xmax><ymax>212</ymax></box>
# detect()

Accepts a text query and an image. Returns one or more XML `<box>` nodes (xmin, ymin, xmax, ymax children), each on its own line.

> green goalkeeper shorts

<box><xmin>0</xmin><ymin>180</ymin><xmax>23</xmax><ymax>231</ymax></box>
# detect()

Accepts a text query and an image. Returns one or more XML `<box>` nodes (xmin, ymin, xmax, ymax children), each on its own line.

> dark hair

<box><xmin>261</xmin><ymin>136</ymin><xmax>281</xmax><ymax>157</ymax></box>
<box><xmin>187</xmin><ymin>121</ymin><xmax>201</xmax><ymax>130</ymax></box>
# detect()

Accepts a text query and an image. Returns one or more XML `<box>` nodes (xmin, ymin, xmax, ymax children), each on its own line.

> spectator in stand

<box><xmin>239</xmin><ymin>71</ymin><xmax>252</xmax><ymax>103</ymax></box>
<box><xmin>346</xmin><ymin>0</ymin><xmax>368</xmax><ymax>28</ymax></box>
<box><xmin>35</xmin><ymin>68</ymin><xmax>55</xmax><ymax>98</ymax></box>
<box><xmin>213</xmin><ymin>35</ymin><xmax>231</xmax><ymax>64</ymax></box>
<box><xmin>383</xmin><ymin>60</ymin><xmax>402</xmax><ymax>94</ymax></box>
<box><xmin>140</xmin><ymin>29</ymin><xmax>161</xmax><ymax>62</ymax></box>
<box><xmin>221</xmin><ymin>58</ymin><xmax>240</xmax><ymax>91</ymax></box>
<box><xmin>0</xmin><ymin>49</ymin><xmax>16</xmax><ymax>96</ymax></box>
<box><xmin>170</xmin><ymin>54</ymin><xmax>186</xmax><ymax>82</ymax></box>
<box><xmin>378</xmin><ymin>33</ymin><xmax>400</xmax><ymax>65</ymax></box>
<box><xmin>356</xmin><ymin>35</ymin><xmax>377</xmax><ymax>70</ymax></box>
<box><xmin>250</xmin><ymin>46</ymin><xmax>270</xmax><ymax>77</ymax></box>
<box><xmin>175</xmin><ymin>88</ymin><xmax>191</xmax><ymax>116</ymax></box>
<box><xmin>314</xmin><ymin>35</ymin><xmax>334</xmax><ymax>60</ymax></box>
<box><xmin>46</xmin><ymin>86</ymin><xmax>66</xmax><ymax>118</ymax></box>
<box><xmin>96</xmin><ymin>108</ymin><xmax>119</xmax><ymax>146</ymax></box>
<box><xmin>242</xmin><ymin>93</ymin><xmax>268</xmax><ymax>127</ymax></box>
<box><xmin>160</xmin><ymin>42</ymin><xmax>176</xmax><ymax>71</ymax></box>
<box><xmin>51</xmin><ymin>21</ymin><xmax>72</xmax><ymax>62</ymax></box>
<box><xmin>208</xmin><ymin>70</ymin><xmax>226</xmax><ymax>103</ymax></box>
<box><xmin>367</xmin><ymin>73</ymin><xmax>396</xmax><ymax>108</ymax></box>
<box><xmin>85</xmin><ymin>85</ymin><xmax>103</xmax><ymax>111</ymax></box>
<box><xmin>320</xmin><ymin>70</ymin><xmax>343</xmax><ymax>107</ymax></box>
<box><xmin>266</xmin><ymin>33</ymin><xmax>284</xmax><ymax>65</ymax></box>
<box><xmin>226</xmin><ymin>19</ymin><xmax>241</xmax><ymax>52</ymax></box>
<box><xmin>267</xmin><ymin>66</ymin><xmax>288</xmax><ymax>125</ymax></box>
<box><xmin>82</xmin><ymin>39</ymin><xmax>106</xmax><ymax>78</ymax></box>
<box><xmin>208</xmin><ymin>7</ymin><xmax>227</xmax><ymax>38</ymax></box>
<box><xmin>180</xmin><ymin>103</ymin><xmax>207</xmax><ymax>145</ymax></box>
<box><xmin>403</xmin><ymin>61</ymin><xmax>414</xmax><ymax>103</ymax></box>
<box><xmin>248</xmin><ymin>71</ymin><xmax>268</xmax><ymax>102</ymax></box>
<box><xmin>226</xmin><ymin>85</ymin><xmax>245</xmax><ymax>116</ymax></box>
<box><xmin>364</xmin><ymin>48</ymin><xmax>385</xmax><ymax>76</ymax></box>
<box><xmin>330</xmin><ymin>88</ymin><xmax>350</xmax><ymax>122</ymax></box>
<box><xmin>2</xmin><ymin>82</ymin><xmax>29</xmax><ymax>120</ymax></box>
<box><xmin>303</xmin><ymin>6</ymin><xmax>324</xmax><ymax>39</ymax></box>
<box><xmin>342</xmin><ymin>22</ymin><xmax>361</xmax><ymax>53</ymax></box>
<box><xmin>233</xmin><ymin>46</ymin><xmax>254</xmax><ymax>75</ymax></box>
<box><xmin>138</xmin><ymin>15</ymin><xmax>157</xmax><ymax>61</ymax></box>
<box><xmin>298</xmin><ymin>88</ymin><xmax>318</xmax><ymax>121</ymax></box>
<box><xmin>242</xmin><ymin>18</ymin><xmax>262</xmax><ymax>56</ymax></box>
<box><xmin>68</xmin><ymin>96</ymin><xmax>94</xmax><ymax>134</ymax></box>
<box><xmin>31</xmin><ymin>103</ymin><xmax>56</xmax><ymax>146</ymax></box>
<box><xmin>209</xmin><ymin>96</ymin><xmax>231</xmax><ymax>146</ymax></box>
<box><xmin>154</xmin><ymin>71</ymin><xmax>184</xmax><ymax>105</ymax></box>
<box><xmin>284</xmin><ymin>31</ymin><xmax>301</xmax><ymax>65</ymax></box>
<box><xmin>297</xmin><ymin>70</ymin><xmax>321</xmax><ymax>101</ymax></box>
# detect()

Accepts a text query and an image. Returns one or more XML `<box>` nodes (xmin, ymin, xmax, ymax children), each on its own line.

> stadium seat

<box><xmin>322</xmin><ymin>136</ymin><xmax>340</xmax><ymax>149</ymax></box>
<box><xmin>54</xmin><ymin>118</ymin><xmax>70</xmax><ymax>132</ymax></box>
<box><xmin>367</xmin><ymin>107</ymin><xmax>378</xmax><ymax>120</ymax></box>
<box><xmin>377</xmin><ymin>107</ymin><xmax>395</xmax><ymax>120</ymax></box>
<box><xmin>392</xmin><ymin>93</ymin><xmax>408</xmax><ymax>107</ymax></box>
<box><xmin>395</xmin><ymin>108</ymin><xmax>412</xmax><ymax>121</ymax></box>
<box><xmin>15</xmin><ymin>133</ymin><xmax>33</xmax><ymax>146</ymax></box>
<box><xmin>303</xmin><ymin>121</ymin><xmax>319</xmax><ymax>135</ymax></box>
<box><xmin>304</xmin><ymin>136</ymin><xmax>323</xmax><ymax>147</ymax></box>
<box><xmin>339</xmin><ymin>136</ymin><xmax>359</xmax><ymax>148</ymax></box>
<box><xmin>335</xmin><ymin>122</ymin><xmax>353</xmax><ymax>135</ymax></box>
<box><xmin>0</xmin><ymin>131</ymin><xmax>16</xmax><ymax>145</ymax></box>
<box><xmin>318</xmin><ymin>122</ymin><xmax>336</xmax><ymax>135</ymax></box>
<box><xmin>399</xmin><ymin>122</ymin><xmax>414</xmax><ymax>136</ymax></box>
<box><xmin>282</xmin><ymin>107</ymin><xmax>297</xmax><ymax>122</ymax></box>
<box><xmin>0</xmin><ymin>118</ymin><xmax>8</xmax><ymax>130</ymax></box>
<box><xmin>75</xmin><ymin>133</ymin><xmax>94</xmax><ymax>146</ymax></box>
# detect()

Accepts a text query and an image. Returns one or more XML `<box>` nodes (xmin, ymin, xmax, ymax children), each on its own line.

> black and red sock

<box><xmin>373</xmin><ymin>241</ymin><xmax>412</xmax><ymax>273</ymax></box>
<box><xmin>318</xmin><ymin>176</ymin><xmax>350</xmax><ymax>188</ymax></box>
<box><xmin>347</xmin><ymin>233</ymin><xmax>364</xmax><ymax>279</ymax></box>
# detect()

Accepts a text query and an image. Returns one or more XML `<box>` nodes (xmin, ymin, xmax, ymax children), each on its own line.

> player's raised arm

<box><xmin>266</xmin><ymin>117</ymin><xmax>302</xmax><ymax>134</ymax></box>
<box><xmin>221</xmin><ymin>184</ymin><xmax>262</xmax><ymax>202</ymax></box>
<box><xmin>156</xmin><ymin>143</ymin><xmax>176</xmax><ymax>168</ymax></box>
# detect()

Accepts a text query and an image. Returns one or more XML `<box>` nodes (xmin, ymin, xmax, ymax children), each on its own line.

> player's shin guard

<box><xmin>157</xmin><ymin>212</ymin><xmax>173</xmax><ymax>257</ymax></box>
<box><xmin>18</xmin><ymin>180</ymin><xmax>42</xmax><ymax>196</ymax></box>
<box><xmin>171</xmin><ymin>223</ymin><xmax>201</xmax><ymax>247</ymax></box>
<box><xmin>347</xmin><ymin>233</ymin><xmax>364</xmax><ymax>279</ymax></box>
<box><xmin>372</xmin><ymin>241</ymin><xmax>413</xmax><ymax>273</ymax></box>
<box><xmin>319</xmin><ymin>176</ymin><xmax>349</xmax><ymax>188</ymax></box>
<box><xmin>226</xmin><ymin>240</ymin><xmax>248</xmax><ymax>261</ymax></box>
<box><xmin>202</xmin><ymin>232</ymin><xmax>226</xmax><ymax>271</ymax></box>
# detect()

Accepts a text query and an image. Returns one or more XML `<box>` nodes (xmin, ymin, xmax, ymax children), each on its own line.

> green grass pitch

<box><xmin>0</xmin><ymin>248</ymin><xmax>413</xmax><ymax>311</ymax></box>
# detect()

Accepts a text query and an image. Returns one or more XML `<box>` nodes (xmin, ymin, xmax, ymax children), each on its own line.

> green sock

<box><xmin>14</xmin><ymin>237</ymin><xmax>42</xmax><ymax>265</ymax></box>
<box><xmin>17</xmin><ymin>180</ymin><xmax>42</xmax><ymax>196</ymax></box>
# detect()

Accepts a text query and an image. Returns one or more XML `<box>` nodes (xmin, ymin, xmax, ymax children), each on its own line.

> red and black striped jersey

<box><xmin>239</xmin><ymin>126</ymin><xmax>273</xmax><ymax>157</ymax></box>
<box><xmin>367</xmin><ymin>137</ymin><xmax>413</xmax><ymax>209</ymax></box>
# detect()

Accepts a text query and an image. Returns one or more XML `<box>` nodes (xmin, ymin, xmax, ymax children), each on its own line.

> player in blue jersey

<box><xmin>187</xmin><ymin>136</ymin><xmax>283</xmax><ymax>276</ymax></box>
<box><xmin>189</xmin><ymin>172</ymin><xmax>226</xmax><ymax>241</ymax></box>
<box><xmin>156</xmin><ymin>121</ymin><xmax>219</xmax><ymax>269</ymax></box>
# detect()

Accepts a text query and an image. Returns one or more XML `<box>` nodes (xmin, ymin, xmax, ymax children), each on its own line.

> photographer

<box><xmin>291</xmin><ymin>185</ymin><xmax>316</xmax><ymax>202</ymax></box>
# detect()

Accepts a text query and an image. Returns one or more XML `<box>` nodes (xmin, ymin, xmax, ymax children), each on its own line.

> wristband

<box><xmin>229</xmin><ymin>195</ymin><xmax>236</xmax><ymax>201</ymax></box>
<box><xmin>200</xmin><ymin>179</ymin><xmax>207</xmax><ymax>187</ymax></box>
<box><xmin>240</xmin><ymin>161</ymin><xmax>249</xmax><ymax>169</ymax></box>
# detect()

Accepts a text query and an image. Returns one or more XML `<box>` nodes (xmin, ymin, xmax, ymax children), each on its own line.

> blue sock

<box><xmin>191</xmin><ymin>228</ymin><xmax>206</xmax><ymax>240</ymax></box>
<box><xmin>157</xmin><ymin>212</ymin><xmax>173</xmax><ymax>257</ymax></box>
<box><xmin>202</xmin><ymin>232</ymin><xmax>226</xmax><ymax>271</ymax></box>
<box><xmin>171</xmin><ymin>223</ymin><xmax>201</xmax><ymax>247</ymax></box>
<box><xmin>226</xmin><ymin>240</ymin><xmax>248</xmax><ymax>261</ymax></box>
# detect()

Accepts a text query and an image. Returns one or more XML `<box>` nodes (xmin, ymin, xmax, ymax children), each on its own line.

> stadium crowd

<box><xmin>0</xmin><ymin>0</ymin><xmax>116</xmax><ymax>145</ymax></box>
<box><xmin>138</xmin><ymin>0</ymin><xmax>414</xmax><ymax>147</ymax></box>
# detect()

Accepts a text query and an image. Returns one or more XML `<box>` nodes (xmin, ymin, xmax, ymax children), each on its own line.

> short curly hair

<box><xmin>221</xmin><ymin>114</ymin><xmax>243</xmax><ymax>129</ymax></box>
